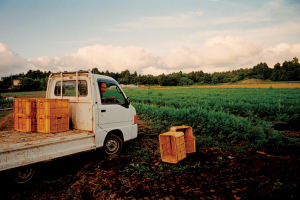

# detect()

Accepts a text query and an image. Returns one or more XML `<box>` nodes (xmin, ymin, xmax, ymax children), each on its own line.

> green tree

<box><xmin>179</xmin><ymin>77</ymin><xmax>194</xmax><ymax>86</ymax></box>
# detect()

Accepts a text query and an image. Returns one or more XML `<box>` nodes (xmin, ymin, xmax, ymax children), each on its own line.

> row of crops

<box><xmin>0</xmin><ymin>99</ymin><xmax>13</xmax><ymax>108</ymax></box>
<box><xmin>125</xmin><ymin>87</ymin><xmax>300</xmax><ymax>150</ymax></box>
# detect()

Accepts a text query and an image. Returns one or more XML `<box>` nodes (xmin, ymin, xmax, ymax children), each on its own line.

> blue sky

<box><xmin>0</xmin><ymin>0</ymin><xmax>299</xmax><ymax>77</ymax></box>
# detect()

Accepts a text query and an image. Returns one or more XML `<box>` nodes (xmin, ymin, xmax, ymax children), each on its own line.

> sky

<box><xmin>0</xmin><ymin>0</ymin><xmax>300</xmax><ymax>78</ymax></box>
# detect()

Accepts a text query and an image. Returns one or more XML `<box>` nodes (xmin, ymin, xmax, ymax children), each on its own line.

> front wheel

<box><xmin>103</xmin><ymin>134</ymin><xmax>123</xmax><ymax>155</ymax></box>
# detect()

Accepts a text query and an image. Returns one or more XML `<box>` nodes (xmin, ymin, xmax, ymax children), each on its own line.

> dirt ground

<box><xmin>1</xmin><ymin>113</ymin><xmax>299</xmax><ymax>199</ymax></box>
<box><xmin>0</xmin><ymin>110</ymin><xmax>14</xmax><ymax>131</ymax></box>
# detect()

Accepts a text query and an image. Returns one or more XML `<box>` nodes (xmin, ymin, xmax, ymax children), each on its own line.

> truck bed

<box><xmin>0</xmin><ymin>130</ymin><xmax>96</xmax><ymax>171</ymax></box>
<box><xmin>0</xmin><ymin>129</ymin><xmax>92</xmax><ymax>149</ymax></box>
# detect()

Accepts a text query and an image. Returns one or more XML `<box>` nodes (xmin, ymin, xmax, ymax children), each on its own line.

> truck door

<box><xmin>97</xmin><ymin>79</ymin><xmax>132</xmax><ymax>140</ymax></box>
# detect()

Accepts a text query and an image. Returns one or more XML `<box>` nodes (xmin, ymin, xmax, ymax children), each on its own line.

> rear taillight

<box><xmin>134</xmin><ymin>115</ymin><xmax>137</xmax><ymax>124</ymax></box>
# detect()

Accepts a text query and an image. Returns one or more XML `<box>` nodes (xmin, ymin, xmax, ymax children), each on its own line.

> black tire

<box><xmin>11</xmin><ymin>164</ymin><xmax>40</xmax><ymax>187</ymax></box>
<box><xmin>103</xmin><ymin>134</ymin><xmax>123</xmax><ymax>155</ymax></box>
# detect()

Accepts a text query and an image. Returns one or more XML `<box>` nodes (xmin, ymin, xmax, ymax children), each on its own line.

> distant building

<box><xmin>119</xmin><ymin>84</ymin><xmax>138</xmax><ymax>88</ymax></box>
<box><xmin>12</xmin><ymin>77</ymin><xmax>21</xmax><ymax>87</ymax></box>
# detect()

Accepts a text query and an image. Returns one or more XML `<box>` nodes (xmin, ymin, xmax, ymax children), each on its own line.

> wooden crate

<box><xmin>36</xmin><ymin>99</ymin><xmax>69</xmax><ymax>116</ymax></box>
<box><xmin>170</xmin><ymin>125</ymin><xmax>196</xmax><ymax>153</ymax></box>
<box><xmin>14</xmin><ymin>114</ymin><xmax>37</xmax><ymax>132</ymax></box>
<box><xmin>37</xmin><ymin>115</ymin><xmax>69</xmax><ymax>133</ymax></box>
<box><xmin>13</xmin><ymin>99</ymin><xmax>37</xmax><ymax>116</ymax></box>
<box><xmin>159</xmin><ymin>131</ymin><xmax>186</xmax><ymax>164</ymax></box>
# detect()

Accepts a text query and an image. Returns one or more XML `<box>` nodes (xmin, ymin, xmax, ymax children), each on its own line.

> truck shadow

<box><xmin>0</xmin><ymin>149</ymin><xmax>105</xmax><ymax>197</ymax></box>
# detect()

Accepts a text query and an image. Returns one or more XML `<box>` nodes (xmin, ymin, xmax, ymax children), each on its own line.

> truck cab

<box><xmin>46</xmin><ymin>71</ymin><xmax>138</xmax><ymax>154</ymax></box>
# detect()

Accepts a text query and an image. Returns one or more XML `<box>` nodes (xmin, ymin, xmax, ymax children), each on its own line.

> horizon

<box><xmin>0</xmin><ymin>0</ymin><xmax>299</xmax><ymax>78</ymax></box>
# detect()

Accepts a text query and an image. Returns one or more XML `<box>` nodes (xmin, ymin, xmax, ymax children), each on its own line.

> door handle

<box><xmin>101</xmin><ymin>110</ymin><xmax>106</xmax><ymax>113</ymax></box>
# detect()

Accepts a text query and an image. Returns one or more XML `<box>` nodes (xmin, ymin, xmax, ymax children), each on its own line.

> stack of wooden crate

<box><xmin>14</xmin><ymin>99</ymin><xmax>37</xmax><ymax>132</ymax></box>
<box><xmin>13</xmin><ymin>99</ymin><xmax>69</xmax><ymax>133</ymax></box>
<box><xmin>36</xmin><ymin>99</ymin><xmax>69</xmax><ymax>133</ymax></box>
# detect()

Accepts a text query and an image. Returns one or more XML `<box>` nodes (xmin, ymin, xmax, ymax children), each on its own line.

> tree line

<box><xmin>0</xmin><ymin>57</ymin><xmax>299</xmax><ymax>92</ymax></box>
<box><xmin>92</xmin><ymin>57</ymin><xmax>300</xmax><ymax>86</ymax></box>
<box><xmin>0</xmin><ymin>70</ymin><xmax>51</xmax><ymax>92</ymax></box>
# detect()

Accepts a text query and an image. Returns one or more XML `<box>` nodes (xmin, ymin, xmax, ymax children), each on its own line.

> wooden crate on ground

<box><xmin>159</xmin><ymin>131</ymin><xmax>186</xmax><ymax>164</ymax></box>
<box><xmin>170</xmin><ymin>125</ymin><xmax>196</xmax><ymax>154</ymax></box>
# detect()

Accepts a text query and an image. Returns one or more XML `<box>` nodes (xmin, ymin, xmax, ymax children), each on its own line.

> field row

<box><xmin>126</xmin><ymin>88</ymin><xmax>300</xmax><ymax>130</ymax></box>
<box><xmin>125</xmin><ymin>88</ymin><xmax>300</xmax><ymax>150</ymax></box>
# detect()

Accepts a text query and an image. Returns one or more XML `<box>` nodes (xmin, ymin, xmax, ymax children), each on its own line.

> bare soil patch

<box><xmin>0</xmin><ymin>110</ymin><xmax>14</xmax><ymax>131</ymax></box>
<box><xmin>238</xmin><ymin>78</ymin><xmax>272</xmax><ymax>84</ymax></box>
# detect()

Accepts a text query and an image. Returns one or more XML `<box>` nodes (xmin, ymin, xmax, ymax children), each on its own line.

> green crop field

<box><xmin>126</xmin><ymin>87</ymin><xmax>300</xmax><ymax>150</ymax></box>
<box><xmin>0</xmin><ymin>99</ymin><xmax>13</xmax><ymax>108</ymax></box>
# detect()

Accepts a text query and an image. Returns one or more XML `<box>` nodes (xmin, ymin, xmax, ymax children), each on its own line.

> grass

<box><xmin>0</xmin><ymin>112</ymin><xmax>9</xmax><ymax>118</ymax></box>
<box><xmin>1</xmin><ymin>91</ymin><xmax>46</xmax><ymax>96</ymax></box>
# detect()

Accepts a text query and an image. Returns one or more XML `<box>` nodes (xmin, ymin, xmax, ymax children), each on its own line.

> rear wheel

<box><xmin>103</xmin><ymin>134</ymin><xmax>123</xmax><ymax>155</ymax></box>
<box><xmin>11</xmin><ymin>165</ymin><xmax>40</xmax><ymax>186</ymax></box>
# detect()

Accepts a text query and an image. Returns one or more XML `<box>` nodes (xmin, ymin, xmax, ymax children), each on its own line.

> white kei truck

<box><xmin>0</xmin><ymin>71</ymin><xmax>138</xmax><ymax>185</ymax></box>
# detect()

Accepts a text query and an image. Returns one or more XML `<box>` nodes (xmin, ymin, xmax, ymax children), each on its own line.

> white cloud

<box><xmin>252</xmin><ymin>43</ymin><xmax>300</xmax><ymax>68</ymax></box>
<box><xmin>1</xmin><ymin>40</ymin><xmax>299</xmax><ymax>78</ymax></box>
<box><xmin>158</xmin><ymin>36</ymin><xmax>263</xmax><ymax>69</ymax></box>
<box><xmin>28</xmin><ymin>45</ymin><xmax>156</xmax><ymax>73</ymax></box>
<box><xmin>0</xmin><ymin>43</ymin><xmax>30</xmax><ymax>77</ymax></box>
<box><xmin>190</xmin><ymin>22</ymin><xmax>300</xmax><ymax>47</ymax></box>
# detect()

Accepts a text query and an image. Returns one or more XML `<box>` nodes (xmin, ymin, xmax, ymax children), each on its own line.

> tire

<box><xmin>103</xmin><ymin>134</ymin><xmax>123</xmax><ymax>155</ymax></box>
<box><xmin>11</xmin><ymin>164</ymin><xmax>40</xmax><ymax>187</ymax></box>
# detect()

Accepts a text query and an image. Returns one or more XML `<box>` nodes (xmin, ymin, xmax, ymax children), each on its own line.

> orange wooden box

<box><xmin>36</xmin><ymin>99</ymin><xmax>69</xmax><ymax>116</ymax></box>
<box><xmin>37</xmin><ymin>115</ymin><xmax>69</xmax><ymax>133</ymax></box>
<box><xmin>170</xmin><ymin>125</ymin><xmax>196</xmax><ymax>154</ymax></box>
<box><xmin>159</xmin><ymin>131</ymin><xmax>187</xmax><ymax>164</ymax></box>
<box><xmin>14</xmin><ymin>114</ymin><xmax>37</xmax><ymax>132</ymax></box>
<box><xmin>14</xmin><ymin>99</ymin><xmax>37</xmax><ymax>116</ymax></box>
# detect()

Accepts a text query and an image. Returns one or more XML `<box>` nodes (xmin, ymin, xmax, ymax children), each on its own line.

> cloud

<box><xmin>158</xmin><ymin>36</ymin><xmax>263</xmax><ymax>69</ymax></box>
<box><xmin>28</xmin><ymin>45</ymin><xmax>156</xmax><ymax>73</ymax></box>
<box><xmin>253</xmin><ymin>43</ymin><xmax>300</xmax><ymax>67</ymax></box>
<box><xmin>1</xmin><ymin>39</ymin><xmax>299</xmax><ymax>78</ymax></box>
<box><xmin>1</xmin><ymin>43</ymin><xmax>156</xmax><ymax>77</ymax></box>
<box><xmin>60</xmin><ymin>37</ymin><xmax>102</xmax><ymax>44</ymax></box>
<box><xmin>210</xmin><ymin>16</ymin><xmax>270</xmax><ymax>24</ymax></box>
<box><xmin>119</xmin><ymin>7</ymin><xmax>272</xmax><ymax>30</ymax></box>
<box><xmin>0</xmin><ymin>43</ymin><xmax>30</xmax><ymax>77</ymax></box>
<box><xmin>189</xmin><ymin>22</ymin><xmax>300</xmax><ymax>47</ymax></box>
<box><xmin>120</xmin><ymin>11</ymin><xmax>204</xmax><ymax>29</ymax></box>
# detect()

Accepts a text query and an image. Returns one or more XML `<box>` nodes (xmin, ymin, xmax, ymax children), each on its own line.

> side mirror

<box><xmin>125</xmin><ymin>97</ymin><xmax>131</xmax><ymax>105</ymax></box>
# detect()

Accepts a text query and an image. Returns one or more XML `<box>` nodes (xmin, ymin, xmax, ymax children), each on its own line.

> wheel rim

<box><xmin>105</xmin><ymin>138</ymin><xmax>119</xmax><ymax>154</ymax></box>
<box><xmin>13</xmin><ymin>166</ymin><xmax>35</xmax><ymax>184</ymax></box>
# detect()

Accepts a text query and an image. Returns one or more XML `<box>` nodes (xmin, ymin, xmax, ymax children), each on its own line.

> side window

<box><xmin>98</xmin><ymin>80</ymin><xmax>125</xmax><ymax>104</ymax></box>
<box><xmin>54</xmin><ymin>81</ymin><xmax>87</xmax><ymax>96</ymax></box>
